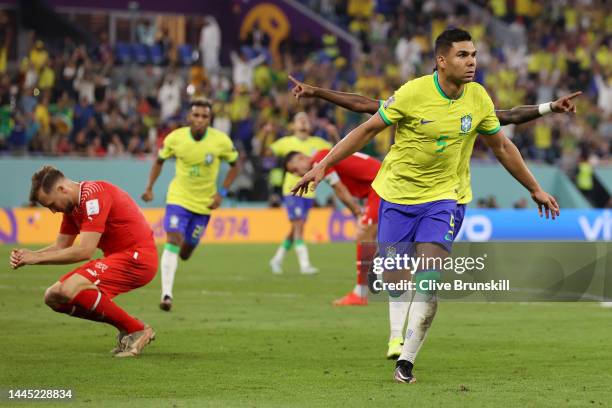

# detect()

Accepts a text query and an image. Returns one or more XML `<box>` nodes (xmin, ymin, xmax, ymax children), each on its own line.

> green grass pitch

<box><xmin>1</xmin><ymin>243</ymin><xmax>611</xmax><ymax>407</ymax></box>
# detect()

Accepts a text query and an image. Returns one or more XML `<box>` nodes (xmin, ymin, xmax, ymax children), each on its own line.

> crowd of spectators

<box><xmin>303</xmin><ymin>0</ymin><xmax>610</xmax><ymax>168</ymax></box>
<box><xmin>0</xmin><ymin>0</ymin><xmax>609</xmax><ymax>202</ymax></box>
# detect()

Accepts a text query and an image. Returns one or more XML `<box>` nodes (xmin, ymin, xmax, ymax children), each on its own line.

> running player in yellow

<box><xmin>293</xmin><ymin>29</ymin><xmax>559</xmax><ymax>384</ymax></box>
<box><xmin>289</xmin><ymin>77</ymin><xmax>580</xmax><ymax>357</ymax></box>
<box><xmin>267</xmin><ymin>112</ymin><xmax>338</xmax><ymax>274</ymax></box>
<box><xmin>142</xmin><ymin>98</ymin><xmax>239</xmax><ymax>311</ymax></box>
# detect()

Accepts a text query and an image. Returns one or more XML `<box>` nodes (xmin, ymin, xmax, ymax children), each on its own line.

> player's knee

<box><xmin>293</xmin><ymin>221</ymin><xmax>305</xmax><ymax>236</ymax></box>
<box><xmin>355</xmin><ymin>226</ymin><xmax>368</xmax><ymax>243</ymax></box>
<box><xmin>179</xmin><ymin>251</ymin><xmax>191</xmax><ymax>261</ymax></box>
<box><xmin>43</xmin><ymin>287</ymin><xmax>55</xmax><ymax>308</ymax></box>
<box><xmin>56</xmin><ymin>282</ymin><xmax>81</xmax><ymax>303</ymax></box>
<box><xmin>167</xmin><ymin>233</ymin><xmax>183</xmax><ymax>246</ymax></box>
<box><xmin>44</xmin><ymin>286</ymin><xmax>67</xmax><ymax>310</ymax></box>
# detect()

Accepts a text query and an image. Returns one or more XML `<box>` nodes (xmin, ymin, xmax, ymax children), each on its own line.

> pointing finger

<box><xmin>564</xmin><ymin>91</ymin><xmax>582</xmax><ymax>100</ymax></box>
<box><xmin>288</xmin><ymin>75</ymin><xmax>300</xmax><ymax>86</ymax></box>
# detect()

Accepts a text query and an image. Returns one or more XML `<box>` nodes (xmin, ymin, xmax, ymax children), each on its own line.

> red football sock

<box><xmin>356</xmin><ymin>242</ymin><xmax>377</xmax><ymax>286</ymax></box>
<box><xmin>356</xmin><ymin>242</ymin><xmax>365</xmax><ymax>285</ymax></box>
<box><xmin>70</xmin><ymin>289</ymin><xmax>144</xmax><ymax>333</ymax></box>
<box><xmin>53</xmin><ymin>302</ymin><xmax>105</xmax><ymax>322</ymax></box>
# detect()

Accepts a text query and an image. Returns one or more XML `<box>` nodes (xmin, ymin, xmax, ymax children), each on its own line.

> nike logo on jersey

<box><xmin>420</xmin><ymin>119</ymin><xmax>435</xmax><ymax>124</ymax></box>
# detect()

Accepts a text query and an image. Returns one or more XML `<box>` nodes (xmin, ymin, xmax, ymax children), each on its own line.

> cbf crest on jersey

<box><xmin>204</xmin><ymin>153</ymin><xmax>214</xmax><ymax>165</ymax></box>
<box><xmin>460</xmin><ymin>114</ymin><xmax>472</xmax><ymax>133</ymax></box>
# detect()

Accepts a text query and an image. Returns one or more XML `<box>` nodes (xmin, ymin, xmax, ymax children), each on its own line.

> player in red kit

<box><xmin>9</xmin><ymin>166</ymin><xmax>158</xmax><ymax>357</ymax></box>
<box><xmin>284</xmin><ymin>149</ymin><xmax>381</xmax><ymax>306</ymax></box>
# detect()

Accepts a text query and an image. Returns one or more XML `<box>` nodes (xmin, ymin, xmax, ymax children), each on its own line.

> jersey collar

<box><xmin>72</xmin><ymin>182</ymin><xmax>84</xmax><ymax>216</ymax></box>
<box><xmin>77</xmin><ymin>182</ymin><xmax>83</xmax><ymax>206</ymax></box>
<box><xmin>433</xmin><ymin>71</ymin><xmax>464</xmax><ymax>101</ymax></box>
<box><xmin>190</xmin><ymin>127</ymin><xmax>209</xmax><ymax>142</ymax></box>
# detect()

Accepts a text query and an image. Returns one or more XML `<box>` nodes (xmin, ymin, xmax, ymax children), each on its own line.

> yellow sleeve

<box><xmin>377</xmin><ymin>81</ymin><xmax>415</xmax><ymax>125</ymax></box>
<box><xmin>476</xmin><ymin>87</ymin><xmax>501</xmax><ymax>135</ymax></box>
<box><xmin>270</xmin><ymin>137</ymin><xmax>288</xmax><ymax>157</ymax></box>
<box><xmin>314</xmin><ymin>137</ymin><xmax>332</xmax><ymax>150</ymax></box>
<box><xmin>219</xmin><ymin>134</ymin><xmax>239</xmax><ymax>164</ymax></box>
<box><xmin>158</xmin><ymin>132</ymin><xmax>176</xmax><ymax>160</ymax></box>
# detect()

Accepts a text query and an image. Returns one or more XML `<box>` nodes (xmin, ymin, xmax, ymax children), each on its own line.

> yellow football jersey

<box><xmin>158</xmin><ymin>126</ymin><xmax>238</xmax><ymax>214</ymax></box>
<box><xmin>270</xmin><ymin>135</ymin><xmax>332</xmax><ymax>198</ymax></box>
<box><xmin>375</xmin><ymin>72</ymin><xmax>500</xmax><ymax>205</ymax></box>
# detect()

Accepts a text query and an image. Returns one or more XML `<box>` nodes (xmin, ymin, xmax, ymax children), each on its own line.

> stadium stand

<box><xmin>0</xmin><ymin>1</ymin><xmax>609</xmax><ymax>206</ymax></box>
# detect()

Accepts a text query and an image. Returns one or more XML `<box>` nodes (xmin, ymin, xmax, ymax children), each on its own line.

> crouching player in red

<box><xmin>9</xmin><ymin>166</ymin><xmax>158</xmax><ymax>357</ymax></box>
<box><xmin>284</xmin><ymin>149</ymin><xmax>381</xmax><ymax>306</ymax></box>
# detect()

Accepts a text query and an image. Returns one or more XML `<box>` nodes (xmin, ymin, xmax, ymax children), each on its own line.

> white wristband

<box><xmin>538</xmin><ymin>102</ymin><xmax>552</xmax><ymax>115</ymax></box>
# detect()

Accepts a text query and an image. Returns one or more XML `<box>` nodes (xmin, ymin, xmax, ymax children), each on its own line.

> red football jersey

<box><xmin>60</xmin><ymin>181</ymin><xmax>155</xmax><ymax>255</ymax></box>
<box><xmin>312</xmin><ymin>149</ymin><xmax>381</xmax><ymax>198</ymax></box>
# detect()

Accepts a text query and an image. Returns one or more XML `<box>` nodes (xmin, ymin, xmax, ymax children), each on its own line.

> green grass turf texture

<box><xmin>0</xmin><ymin>243</ymin><xmax>610</xmax><ymax>408</ymax></box>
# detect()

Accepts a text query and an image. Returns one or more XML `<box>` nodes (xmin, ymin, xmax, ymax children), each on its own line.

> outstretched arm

<box><xmin>142</xmin><ymin>157</ymin><xmax>165</xmax><ymax>202</ymax></box>
<box><xmin>495</xmin><ymin>91</ymin><xmax>581</xmax><ymax>126</ymax></box>
<box><xmin>291</xmin><ymin>114</ymin><xmax>387</xmax><ymax>195</ymax></box>
<box><xmin>289</xmin><ymin>75</ymin><xmax>379</xmax><ymax>114</ymax></box>
<box><xmin>332</xmin><ymin>182</ymin><xmax>361</xmax><ymax>218</ymax></box>
<box><xmin>482</xmin><ymin>130</ymin><xmax>560</xmax><ymax>219</ymax></box>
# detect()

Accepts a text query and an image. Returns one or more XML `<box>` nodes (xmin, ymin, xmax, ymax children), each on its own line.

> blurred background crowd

<box><xmin>0</xmin><ymin>0</ymin><xmax>610</xmax><ymax>205</ymax></box>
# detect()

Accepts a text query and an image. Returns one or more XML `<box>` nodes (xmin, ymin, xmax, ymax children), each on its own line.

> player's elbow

<box><xmin>78</xmin><ymin>245</ymin><xmax>97</xmax><ymax>261</ymax></box>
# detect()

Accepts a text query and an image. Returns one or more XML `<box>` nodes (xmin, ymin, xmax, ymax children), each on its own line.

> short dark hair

<box><xmin>189</xmin><ymin>98</ymin><xmax>212</xmax><ymax>110</ymax></box>
<box><xmin>30</xmin><ymin>165</ymin><xmax>65</xmax><ymax>203</ymax></box>
<box><xmin>283</xmin><ymin>151</ymin><xmax>302</xmax><ymax>172</ymax></box>
<box><xmin>434</xmin><ymin>28</ymin><xmax>472</xmax><ymax>56</ymax></box>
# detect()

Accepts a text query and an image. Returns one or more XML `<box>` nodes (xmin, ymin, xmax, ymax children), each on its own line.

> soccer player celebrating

<box><xmin>292</xmin><ymin>29</ymin><xmax>560</xmax><ymax>384</ymax></box>
<box><xmin>284</xmin><ymin>149</ymin><xmax>381</xmax><ymax>305</ymax></box>
<box><xmin>10</xmin><ymin>166</ymin><xmax>157</xmax><ymax>357</ymax></box>
<box><xmin>266</xmin><ymin>112</ymin><xmax>337</xmax><ymax>275</ymax></box>
<box><xmin>289</xmin><ymin>76</ymin><xmax>580</xmax><ymax>359</ymax></box>
<box><xmin>142</xmin><ymin>98</ymin><xmax>239</xmax><ymax>311</ymax></box>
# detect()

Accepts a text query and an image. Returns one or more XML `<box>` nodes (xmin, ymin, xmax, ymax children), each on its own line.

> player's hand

<box><xmin>288</xmin><ymin>75</ymin><xmax>315</xmax><ymax>101</ymax></box>
<box><xmin>291</xmin><ymin>163</ymin><xmax>326</xmax><ymax>196</ymax></box>
<box><xmin>19</xmin><ymin>250</ymin><xmax>39</xmax><ymax>266</ymax></box>
<box><xmin>141</xmin><ymin>188</ymin><xmax>154</xmax><ymax>202</ymax></box>
<box><xmin>531</xmin><ymin>190</ymin><xmax>560</xmax><ymax>220</ymax></box>
<box><xmin>551</xmin><ymin>91</ymin><xmax>581</xmax><ymax>113</ymax></box>
<box><xmin>208</xmin><ymin>193</ymin><xmax>223</xmax><ymax>210</ymax></box>
<box><xmin>10</xmin><ymin>249</ymin><xmax>36</xmax><ymax>269</ymax></box>
<box><xmin>10</xmin><ymin>248</ymin><xmax>24</xmax><ymax>269</ymax></box>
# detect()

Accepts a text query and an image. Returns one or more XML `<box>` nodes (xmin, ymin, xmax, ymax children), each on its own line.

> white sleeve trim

<box><xmin>324</xmin><ymin>171</ymin><xmax>340</xmax><ymax>186</ymax></box>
